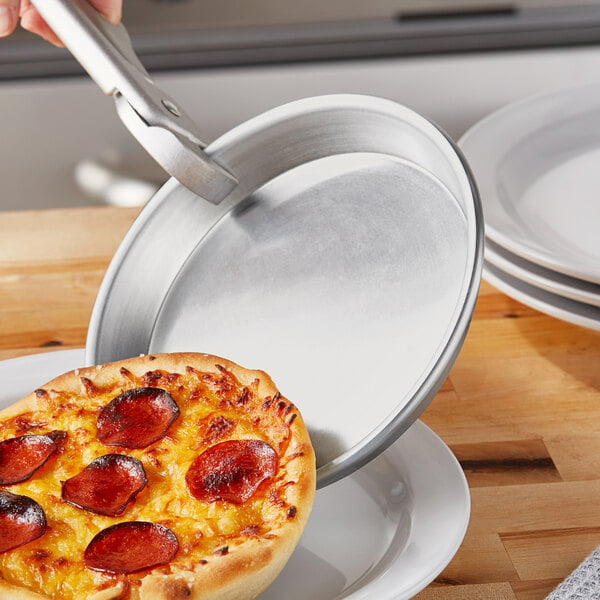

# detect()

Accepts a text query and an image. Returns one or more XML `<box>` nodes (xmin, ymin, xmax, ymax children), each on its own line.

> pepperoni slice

<box><xmin>84</xmin><ymin>522</ymin><xmax>178</xmax><ymax>574</ymax></box>
<box><xmin>62</xmin><ymin>454</ymin><xmax>147</xmax><ymax>516</ymax></box>
<box><xmin>186</xmin><ymin>439</ymin><xmax>278</xmax><ymax>504</ymax></box>
<box><xmin>0</xmin><ymin>431</ymin><xmax>66</xmax><ymax>485</ymax></box>
<box><xmin>0</xmin><ymin>491</ymin><xmax>47</xmax><ymax>553</ymax></box>
<box><xmin>97</xmin><ymin>387</ymin><xmax>179</xmax><ymax>448</ymax></box>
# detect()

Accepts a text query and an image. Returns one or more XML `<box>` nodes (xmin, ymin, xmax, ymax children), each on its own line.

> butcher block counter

<box><xmin>1</xmin><ymin>206</ymin><xmax>599</xmax><ymax>600</ymax></box>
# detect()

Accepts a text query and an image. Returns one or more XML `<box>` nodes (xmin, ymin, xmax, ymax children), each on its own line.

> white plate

<box><xmin>0</xmin><ymin>349</ymin><xmax>86</xmax><ymax>405</ymax></box>
<box><xmin>0</xmin><ymin>350</ymin><xmax>470</xmax><ymax>600</ymax></box>
<box><xmin>260</xmin><ymin>422</ymin><xmax>470</xmax><ymax>600</ymax></box>
<box><xmin>485</xmin><ymin>238</ymin><xmax>600</xmax><ymax>308</ymax></box>
<box><xmin>484</xmin><ymin>262</ymin><xmax>600</xmax><ymax>331</ymax></box>
<box><xmin>460</xmin><ymin>82</ymin><xmax>600</xmax><ymax>284</ymax></box>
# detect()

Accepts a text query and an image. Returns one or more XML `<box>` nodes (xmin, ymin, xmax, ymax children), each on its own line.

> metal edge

<box><xmin>317</xmin><ymin>130</ymin><xmax>484</xmax><ymax>487</ymax></box>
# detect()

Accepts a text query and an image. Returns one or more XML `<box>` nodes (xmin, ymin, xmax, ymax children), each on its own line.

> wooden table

<box><xmin>1</xmin><ymin>206</ymin><xmax>599</xmax><ymax>599</ymax></box>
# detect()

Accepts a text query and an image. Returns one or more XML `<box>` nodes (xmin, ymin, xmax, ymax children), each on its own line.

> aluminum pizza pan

<box><xmin>85</xmin><ymin>94</ymin><xmax>483</xmax><ymax>488</ymax></box>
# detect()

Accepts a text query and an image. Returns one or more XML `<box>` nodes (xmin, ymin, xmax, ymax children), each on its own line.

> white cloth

<box><xmin>545</xmin><ymin>546</ymin><xmax>600</xmax><ymax>600</ymax></box>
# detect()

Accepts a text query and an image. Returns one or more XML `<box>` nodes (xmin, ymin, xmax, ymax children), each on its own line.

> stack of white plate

<box><xmin>459</xmin><ymin>82</ymin><xmax>600</xmax><ymax>331</ymax></box>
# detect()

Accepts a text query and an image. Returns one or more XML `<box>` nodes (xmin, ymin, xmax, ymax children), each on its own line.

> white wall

<box><xmin>1</xmin><ymin>45</ymin><xmax>599</xmax><ymax>210</ymax></box>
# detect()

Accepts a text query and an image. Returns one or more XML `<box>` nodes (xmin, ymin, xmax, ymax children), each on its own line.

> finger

<box><xmin>18</xmin><ymin>0</ymin><xmax>29</xmax><ymax>17</ymax></box>
<box><xmin>20</xmin><ymin>5</ymin><xmax>64</xmax><ymax>47</ymax></box>
<box><xmin>90</xmin><ymin>0</ymin><xmax>122</xmax><ymax>25</ymax></box>
<box><xmin>20</xmin><ymin>0</ymin><xmax>122</xmax><ymax>47</ymax></box>
<box><xmin>0</xmin><ymin>0</ymin><xmax>19</xmax><ymax>38</ymax></box>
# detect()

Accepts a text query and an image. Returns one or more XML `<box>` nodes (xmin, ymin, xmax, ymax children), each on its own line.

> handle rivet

<box><xmin>161</xmin><ymin>99</ymin><xmax>181</xmax><ymax>117</ymax></box>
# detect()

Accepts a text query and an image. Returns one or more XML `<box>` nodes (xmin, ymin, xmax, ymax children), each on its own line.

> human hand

<box><xmin>0</xmin><ymin>0</ymin><xmax>122</xmax><ymax>45</ymax></box>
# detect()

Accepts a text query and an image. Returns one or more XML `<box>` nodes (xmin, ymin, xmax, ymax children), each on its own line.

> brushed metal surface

<box><xmin>150</xmin><ymin>154</ymin><xmax>467</xmax><ymax>473</ymax></box>
<box><xmin>86</xmin><ymin>94</ymin><xmax>483</xmax><ymax>486</ymax></box>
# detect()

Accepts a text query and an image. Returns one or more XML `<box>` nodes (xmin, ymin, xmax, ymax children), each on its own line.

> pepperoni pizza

<box><xmin>0</xmin><ymin>352</ymin><xmax>316</xmax><ymax>600</ymax></box>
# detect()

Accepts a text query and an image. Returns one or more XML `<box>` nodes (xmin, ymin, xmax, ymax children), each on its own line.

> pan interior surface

<box><xmin>149</xmin><ymin>153</ymin><xmax>469</xmax><ymax>477</ymax></box>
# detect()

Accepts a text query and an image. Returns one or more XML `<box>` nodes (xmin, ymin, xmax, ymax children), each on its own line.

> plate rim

<box><xmin>459</xmin><ymin>82</ymin><xmax>600</xmax><ymax>284</ymax></box>
<box><xmin>485</xmin><ymin>238</ymin><xmax>600</xmax><ymax>308</ymax></box>
<box><xmin>360</xmin><ymin>419</ymin><xmax>471</xmax><ymax>600</ymax></box>
<box><xmin>483</xmin><ymin>262</ymin><xmax>600</xmax><ymax>331</ymax></box>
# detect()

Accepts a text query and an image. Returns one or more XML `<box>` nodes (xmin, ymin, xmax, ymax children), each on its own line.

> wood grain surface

<box><xmin>1</xmin><ymin>206</ymin><xmax>599</xmax><ymax>599</ymax></box>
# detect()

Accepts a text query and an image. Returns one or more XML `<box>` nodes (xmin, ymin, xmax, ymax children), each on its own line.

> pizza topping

<box><xmin>61</xmin><ymin>454</ymin><xmax>148</xmax><ymax>516</ymax></box>
<box><xmin>97</xmin><ymin>387</ymin><xmax>180</xmax><ymax>448</ymax></box>
<box><xmin>80</xmin><ymin>377</ymin><xmax>100</xmax><ymax>396</ymax></box>
<box><xmin>10</xmin><ymin>414</ymin><xmax>48</xmax><ymax>433</ymax></box>
<box><xmin>0</xmin><ymin>354</ymin><xmax>314</xmax><ymax>599</ymax></box>
<box><xmin>186</xmin><ymin>439</ymin><xmax>278</xmax><ymax>504</ymax></box>
<box><xmin>0</xmin><ymin>491</ymin><xmax>47</xmax><ymax>553</ymax></box>
<box><xmin>0</xmin><ymin>432</ymin><xmax>66</xmax><ymax>485</ymax></box>
<box><xmin>119</xmin><ymin>367</ymin><xmax>136</xmax><ymax>381</ymax></box>
<box><xmin>84</xmin><ymin>521</ymin><xmax>179</xmax><ymax>573</ymax></box>
<box><xmin>241</xmin><ymin>524</ymin><xmax>260</xmax><ymax>536</ymax></box>
<box><xmin>236</xmin><ymin>388</ymin><xmax>250</xmax><ymax>405</ymax></box>
<box><xmin>200</xmin><ymin>415</ymin><xmax>236</xmax><ymax>445</ymax></box>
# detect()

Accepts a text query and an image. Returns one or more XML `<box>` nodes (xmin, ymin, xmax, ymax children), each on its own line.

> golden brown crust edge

<box><xmin>0</xmin><ymin>580</ymin><xmax>49</xmax><ymax>600</ymax></box>
<box><xmin>0</xmin><ymin>352</ymin><xmax>317</xmax><ymax>600</ymax></box>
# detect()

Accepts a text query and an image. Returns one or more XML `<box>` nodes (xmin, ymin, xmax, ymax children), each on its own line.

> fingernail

<box><xmin>0</xmin><ymin>5</ymin><xmax>17</xmax><ymax>37</ymax></box>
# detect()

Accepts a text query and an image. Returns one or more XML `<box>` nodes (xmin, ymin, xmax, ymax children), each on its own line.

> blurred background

<box><xmin>2</xmin><ymin>0</ymin><xmax>600</xmax><ymax>210</ymax></box>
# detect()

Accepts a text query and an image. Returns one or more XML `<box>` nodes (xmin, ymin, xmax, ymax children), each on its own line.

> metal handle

<box><xmin>29</xmin><ymin>0</ymin><xmax>237</xmax><ymax>204</ymax></box>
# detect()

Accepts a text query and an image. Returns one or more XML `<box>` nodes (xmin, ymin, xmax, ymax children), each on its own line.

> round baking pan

<box><xmin>85</xmin><ymin>95</ymin><xmax>482</xmax><ymax>487</ymax></box>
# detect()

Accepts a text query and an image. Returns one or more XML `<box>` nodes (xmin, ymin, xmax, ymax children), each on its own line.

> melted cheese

<box><xmin>0</xmin><ymin>367</ymin><xmax>298</xmax><ymax>599</ymax></box>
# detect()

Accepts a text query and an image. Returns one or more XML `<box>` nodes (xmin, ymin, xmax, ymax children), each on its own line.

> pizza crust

<box><xmin>0</xmin><ymin>352</ymin><xmax>316</xmax><ymax>600</ymax></box>
<box><xmin>0</xmin><ymin>579</ymin><xmax>49</xmax><ymax>600</ymax></box>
